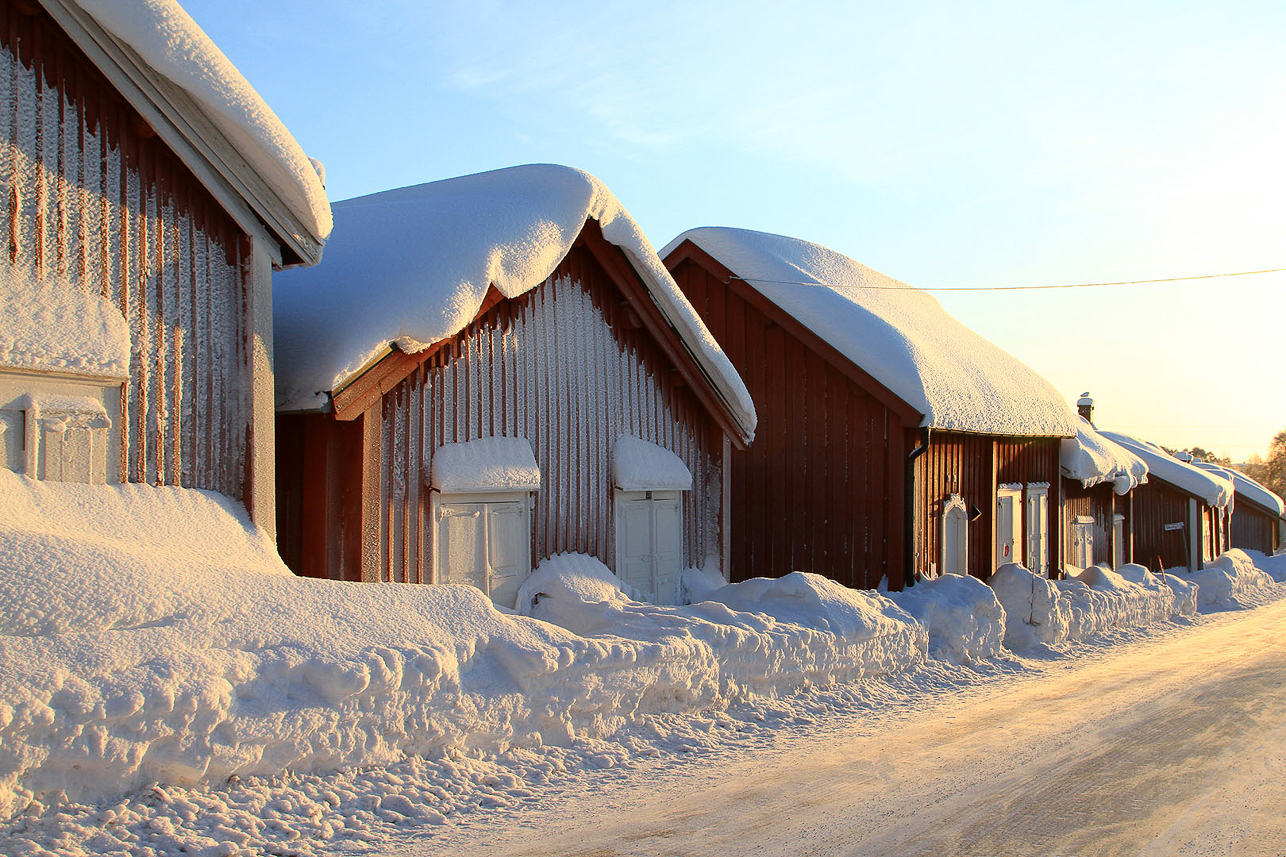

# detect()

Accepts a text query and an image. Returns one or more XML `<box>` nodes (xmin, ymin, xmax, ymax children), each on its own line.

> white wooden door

<box><xmin>1113</xmin><ymin>514</ymin><xmax>1126</xmax><ymax>569</ymax></box>
<box><xmin>615</xmin><ymin>491</ymin><xmax>684</xmax><ymax>604</ymax></box>
<box><xmin>434</xmin><ymin>494</ymin><xmax>531</xmax><ymax>608</ymax></box>
<box><xmin>1025</xmin><ymin>486</ymin><xmax>1049</xmax><ymax>577</ymax></box>
<box><xmin>1071</xmin><ymin>516</ymin><xmax>1094</xmax><ymax>569</ymax></box>
<box><xmin>996</xmin><ymin>486</ymin><xmax>1023</xmax><ymax>570</ymax></box>
<box><xmin>942</xmin><ymin>497</ymin><xmax>969</xmax><ymax>577</ymax></box>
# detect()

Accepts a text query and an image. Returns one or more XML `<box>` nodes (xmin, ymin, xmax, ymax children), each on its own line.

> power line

<box><xmin>727</xmin><ymin>266</ymin><xmax>1286</xmax><ymax>293</ymax></box>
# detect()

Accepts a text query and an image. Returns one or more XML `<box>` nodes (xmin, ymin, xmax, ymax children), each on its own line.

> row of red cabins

<box><xmin>3</xmin><ymin>0</ymin><xmax>1280</xmax><ymax>610</ymax></box>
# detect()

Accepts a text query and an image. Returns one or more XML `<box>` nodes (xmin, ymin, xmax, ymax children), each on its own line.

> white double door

<box><xmin>616</xmin><ymin>490</ymin><xmax>682</xmax><ymax>605</ymax></box>
<box><xmin>434</xmin><ymin>492</ymin><xmax>531</xmax><ymax>609</ymax></box>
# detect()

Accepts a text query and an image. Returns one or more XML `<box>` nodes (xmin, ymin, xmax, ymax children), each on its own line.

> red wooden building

<box><xmin>1059</xmin><ymin>401</ymin><xmax>1149</xmax><ymax>572</ymax></box>
<box><xmin>0</xmin><ymin>0</ymin><xmax>330</xmax><ymax>531</ymax></box>
<box><xmin>1101</xmin><ymin>431</ymin><xmax>1234</xmax><ymax>572</ymax></box>
<box><xmin>662</xmin><ymin>228</ymin><xmax>1079</xmax><ymax>589</ymax></box>
<box><xmin>1195</xmin><ymin>462</ymin><xmax>1284</xmax><ymax>555</ymax></box>
<box><xmin>273</xmin><ymin>166</ymin><xmax>756</xmax><ymax>606</ymax></box>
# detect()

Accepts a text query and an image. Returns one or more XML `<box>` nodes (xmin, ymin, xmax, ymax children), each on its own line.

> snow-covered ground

<box><xmin>1</xmin><ymin>470</ymin><xmax>1283</xmax><ymax>856</ymax></box>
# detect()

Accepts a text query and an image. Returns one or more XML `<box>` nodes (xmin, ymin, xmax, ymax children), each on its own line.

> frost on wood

<box><xmin>428</xmin><ymin>436</ymin><xmax>541</xmax><ymax>493</ymax></box>
<box><xmin>1100</xmin><ymin>431</ymin><xmax>1234</xmax><ymax>508</ymax></box>
<box><xmin>71</xmin><ymin>0</ymin><xmax>332</xmax><ymax>242</ymax></box>
<box><xmin>612</xmin><ymin>434</ymin><xmax>693</xmax><ymax>491</ymax></box>
<box><xmin>0</xmin><ymin>260</ymin><xmax>129</xmax><ymax>378</ymax></box>
<box><xmin>272</xmin><ymin>164</ymin><xmax>755</xmax><ymax>442</ymax></box>
<box><xmin>662</xmin><ymin>227</ymin><xmax>1078</xmax><ymax>437</ymax></box>
<box><xmin>1060</xmin><ymin>416</ymin><xmax>1148</xmax><ymax>494</ymax></box>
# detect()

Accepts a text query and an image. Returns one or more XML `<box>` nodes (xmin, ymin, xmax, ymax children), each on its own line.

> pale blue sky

<box><xmin>188</xmin><ymin>0</ymin><xmax>1285</xmax><ymax>459</ymax></box>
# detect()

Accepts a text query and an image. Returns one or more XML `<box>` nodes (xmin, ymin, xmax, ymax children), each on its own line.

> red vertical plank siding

<box><xmin>1131</xmin><ymin>481</ymin><xmax>1196</xmax><ymax>571</ymax></box>
<box><xmin>668</xmin><ymin>257</ymin><xmax>910</xmax><ymax>590</ymax></box>
<box><xmin>1</xmin><ymin>12</ymin><xmax>251</xmax><ymax>498</ymax></box>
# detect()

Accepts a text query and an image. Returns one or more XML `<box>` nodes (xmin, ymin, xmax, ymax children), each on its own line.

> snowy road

<box><xmin>399</xmin><ymin>599</ymin><xmax>1286</xmax><ymax>857</ymax></box>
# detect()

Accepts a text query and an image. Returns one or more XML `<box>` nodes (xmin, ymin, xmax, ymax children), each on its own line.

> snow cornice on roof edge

<box><xmin>273</xmin><ymin>165</ymin><xmax>756</xmax><ymax>443</ymax></box>
<box><xmin>660</xmin><ymin>227</ymin><xmax>1078</xmax><ymax>439</ymax></box>
<box><xmin>47</xmin><ymin>0</ymin><xmax>332</xmax><ymax>266</ymax></box>
<box><xmin>1193</xmin><ymin>462</ymin><xmax>1285</xmax><ymax>517</ymax></box>
<box><xmin>1060</xmin><ymin>417</ymin><xmax>1149</xmax><ymax>494</ymax></box>
<box><xmin>1100</xmin><ymin>431</ymin><xmax>1235</xmax><ymax>508</ymax></box>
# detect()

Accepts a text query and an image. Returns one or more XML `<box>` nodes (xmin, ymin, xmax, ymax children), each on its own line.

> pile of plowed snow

<box><xmin>0</xmin><ymin>474</ymin><xmax>926</xmax><ymax>819</ymax></box>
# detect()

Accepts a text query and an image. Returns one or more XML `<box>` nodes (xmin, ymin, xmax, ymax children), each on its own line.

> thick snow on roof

<box><xmin>1060</xmin><ymin>417</ymin><xmax>1149</xmax><ymax>494</ymax></box>
<box><xmin>429</xmin><ymin>437</ymin><xmax>541</xmax><ymax>493</ymax></box>
<box><xmin>273</xmin><ymin>165</ymin><xmax>755</xmax><ymax>440</ymax></box>
<box><xmin>662</xmin><ymin>228</ymin><xmax>1078</xmax><ymax>437</ymax></box>
<box><xmin>72</xmin><ymin>0</ymin><xmax>331</xmax><ymax>244</ymax></box>
<box><xmin>0</xmin><ymin>260</ymin><xmax>129</xmax><ymax>378</ymax></box>
<box><xmin>1194</xmin><ymin>462</ymin><xmax>1285</xmax><ymax>517</ymax></box>
<box><xmin>1100</xmin><ymin>431</ymin><xmax>1235</xmax><ymax>508</ymax></box>
<box><xmin>613</xmin><ymin>435</ymin><xmax>693</xmax><ymax>491</ymax></box>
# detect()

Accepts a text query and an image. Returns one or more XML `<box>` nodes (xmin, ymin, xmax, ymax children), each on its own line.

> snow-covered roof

<box><xmin>273</xmin><ymin>165</ymin><xmax>756</xmax><ymax>441</ymax></box>
<box><xmin>429</xmin><ymin>437</ymin><xmax>541</xmax><ymax>494</ymax></box>
<box><xmin>661</xmin><ymin>227</ymin><xmax>1077</xmax><ymax>437</ymax></box>
<box><xmin>70</xmin><ymin>0</ymin><xmax>332</xmax><ymax>246</ymax></box>
<box><xmin>1099</xmin><ymin>431</ymin><xmax>1235</xmax><ymax>508</ymax></box>
<box><xmin>0</xmin><ymin>260</ymin><xmax>130</xmax><ymax>379</ymax></box>
<box><xmin>612</xmin><ymin>435</ymin><xmax>693</xmax><ymax>491</ymax></box>
<box><xmin>1060</xmin><ymin>417</ymin><xmax>1149</xmax><ymax>494</ymax></box>
<box><xmin>1193</xmin><ymin>462</ymin><xmax>1285</xmax><ymax>517</ymax></box>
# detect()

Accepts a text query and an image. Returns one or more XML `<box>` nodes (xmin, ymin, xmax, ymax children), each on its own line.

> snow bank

<box><xmin>1176</xmin><ymin>550</ymin><xmax>1277</xmax><ymax>610</ymax></box>
<box><xmin>613</xmin><ymin>434</ymin><xmax>692</xmax><ymax>490</ymax></box>
<box><xmin>0</xmin><ymin>479</ymin><xmax>757</xmax><ymax>819</ymax></box>
<box><xmin>0</xmin><ymin>478</ymin><xmax>924</xmax><ymax>821</ymax></box>
<box><xmin>990</xmin><ymin>561</ymin><xmax>1187</xmax><ymax>652</ymax></box>
<box><xmin>1060</xmin><ymin>416</ymin><xmax>1148</xmax><ymax>494</ymax></box>
<box><xmin>428</xmin><ymin>436</ymin><xmax>540</xmax><ymax>493</ymax></box>
<box><xmin>518</xmin><ymin>555</ymin><xmax>926</xmax><ymax>701</ymax></box>
<box><xmin>888</xmin><ymin>574</ymin><xmax>1005</xmax><ymax>664</ymax></box>
<box><xmin>274</xmin><ymin>166</ymin><xmax>755</xmax><ymax>445</ymax></box>
<box><xmin>662</xmin><ymin>227</ymin><xmax>1078</xmax><ymax>438</ymax></box>
<box><xmin>1100</xmin><ymin>431</ymin><xmax>1234</xmax><ymax>508</ymax></box>
<box><xmin>0</xmin><ymin>260</ymin><xmax>130</xmax><ymax>379</ymax></box>
<box><xmin>989</xmin><ymin>564</ymin><xmax>1070</xmax><ymax>650</ymax></box>
<box><xmin>72</xmin><ymin>0</ymin><xmax>331</xmax><ymax>242</ymax></box>
<box><xmin>1056</xmin><ymin>564</ymin><xmax>1185</xmax><ymax>639</ymax></box>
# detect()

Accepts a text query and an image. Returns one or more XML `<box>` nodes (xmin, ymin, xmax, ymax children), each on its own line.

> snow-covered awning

<box><xmin>272</xmin><ymin>165</ymin><xmax>755</xmax><ymax>445</ymax></box>
<box><xmin>428</xmin><ymin>437</ymin><xmax>541</xmax><ymax>494</ymax></box>
<box><xmin>71</xmin><ymin>0</ymin><xmax>332</xmax><ymax>246</ymax></box>
<box><xmin>661</xmin><ymin>227</ymin><xmax>1079</xmax><ymax>438</ymax></box>
<box><xmin>1100</xmin><ymin>431</ymin><xmax>1235</xmax><ymax>508</ymax></box>
<box><xmin>1194</xmin><ymin>462</ymin><xmax>1285</xmax><ymax>517</ymax></box>
<box><xmin>0</xmin><ymin>261</ymin><xmax>129</xmax><ymax>379</ymax></box>
<box><xmin>1060</xmin><ymin>417</ymin><xmax>1148</xmax><ymax>495</ymax></box>
<box><xmin>612</xmin><ymin>435</ymin><xmax>693</xmax><ymax>491</ymax></box>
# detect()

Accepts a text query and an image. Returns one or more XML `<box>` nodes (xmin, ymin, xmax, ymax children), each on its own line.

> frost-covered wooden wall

<box><xmin>278</xmin><ymin>237</ymin><xmax>724</xmax><ymax>585</ymax></box>
<box><xmin>0</xmin><ymin>7</ymin><xmax>250</xmax><ymax>497</ymax></box>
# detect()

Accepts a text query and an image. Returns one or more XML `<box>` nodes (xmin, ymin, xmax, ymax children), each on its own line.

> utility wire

<box><xmin>726</xmin><ymin>266</ymin><xmax>1286</xmax><ymax>292</ymax></box>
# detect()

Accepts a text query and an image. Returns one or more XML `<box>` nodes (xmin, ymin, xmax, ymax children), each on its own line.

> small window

<box><xmin>941</xmin><ymin>494</ymin><xmax>969</xmax><ymax>577</ymax></box>
<box><xmin>427</xmin><ymin>437</ymin><xmax>540</xmax><ymax>608</ymax></box>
